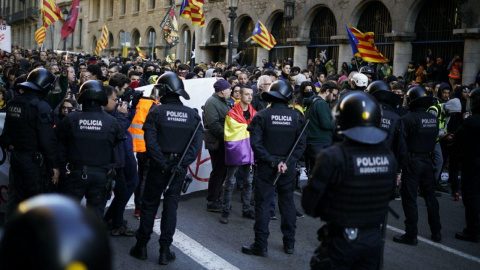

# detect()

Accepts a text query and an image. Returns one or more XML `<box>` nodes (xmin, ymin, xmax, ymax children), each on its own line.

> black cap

<box><xmin>18</xmin><ymin>68</ymin><xmax>57</xmax><ymax>95</ymax></box>
<box><xmin>333</xmin><ymin>91</ymin><xmax>387</xmax><ymax>144</ymax></box>
<box><xmin>367</xmin><ymin>80</ymin><xmax>397</xmax><ymax>105</ymax></box>
<box><xmin>78</xmin><ymin>80</ymin><xmax>108</xmax><ymax>106</ymax></box>
<box><xmin>154</xmin><ymin>72</ymin><xmax>190</xmax><ymax>100</ymax></box>
<box><xmin>407</xmin><ymin>86</ymin><xmax>432</xmax><ymax>109</ymax></box>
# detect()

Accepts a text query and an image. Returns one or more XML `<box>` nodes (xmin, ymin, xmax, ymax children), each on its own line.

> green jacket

<box><xmin>305</xmin><ymin>96</ymin><xmax>335</xmax><ymax>144</ymax></box>
<box><xmin>45</xmin><ymin>74</ymin><xmax>69</xmax><ymax>110</ymax></box>
<box><xmin>204</xmin><ymin>93</ymin><xmax>231</xmax><ymax>140</ymax></box>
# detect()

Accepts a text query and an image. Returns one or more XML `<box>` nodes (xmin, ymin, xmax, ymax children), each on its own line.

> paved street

<box><xmin>109</xmin><ymin>181</ymin><xmax>480</xmax><ymax>270</ymax></box>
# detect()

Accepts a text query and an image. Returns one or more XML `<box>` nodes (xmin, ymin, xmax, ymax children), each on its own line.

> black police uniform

<box><xmin>452</xmin><ymin>92</ymin><xmax>480</xmax><ymax>242</ymax></box>
<box><xmin>57</xmin><ymin>105</ymin><xmax>124</xmax><ymax>218</ymax></box>
<box><xmin>134</xmin><ymin>94</ymin><xmax>203</xmax><ymax>252</ymax></box>
<box><xmin>1</xmin><ymin>90</ymin><xmax>58</xmax><ymax>221</ymax></box>
<box><xmin>245</xmin><ymin>101</ymin><xmax>306</xmax><ymax>254</ymax></box>
<box><xmin>398</xmin><ymin>107</ymin><xmax>442</xmax><ymax>242</ymax></box>
<box><xmin>303</xmin><ymin>142</ymin><xmax>396</xmax><ymax>269</ymax></box>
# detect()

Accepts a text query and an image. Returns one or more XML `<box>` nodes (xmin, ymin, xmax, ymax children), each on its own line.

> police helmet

<box><xmin>407</xmin><ymin>86</ymin><xmax>433</xmax><ymax>109</ymax></box>
<box><xmin>359</xmin><ymin>66</ymin><xmax>374</xmax><ymax>75</ymax></box>
<box><xmin>367</xmin><ymin>80</ymin><xmax>396</xmax><ymax>105</ymax></box>
<box><xmin>153</xmin><ymin>72</ymin><xmax>190</xmax><ymax>100</ymax></box>
<box><xmin>352</xmin><ymin>73</ymin><xmax>368</xmax><ymax>88</ymax></box>
<box><xmin>78</xmin><ymin>80</ymin><xmax>108</xmax><ymax>106</ymax></box>
<box><xmin>18</xmin><ymin>68</ymin><xmax>57</xmax><ymax>96</ymax></box>
<box><xmin>470</xmin><ymin>87</ymin><xmax>480</xmax><ymax>112</ymax></box>
<box><xmin>261</xmin><ymin>80</ymin><xmax>293</xmax><ymax>103</ymax></box>
<box><xmin>0</xmin><ymin>194</ymin><xmax>112</xmax><ymax>270</ymax></box>
<box><xmin>333</xmin><ymin>91</ymin><xmax>387</xmax><ymax>144</ymax></box>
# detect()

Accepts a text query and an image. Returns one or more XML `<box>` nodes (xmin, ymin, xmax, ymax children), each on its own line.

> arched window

<box><xmin>269</xmin><ymin>13</ymin><xmax>293</xmax><ymax>65</ymax></box>
<box><xmin>357</xmin><ymin>1</ymin><xmax>393</xmax><ymax>62</ymax></box>
<box><xmin>132</xmin><ymin>29</ymin><xmax>141</xmax><ymax>47</ymax></box>
<box><xmin>308</xmin><ymin>7</ymin><xmax>338</xmax><ymax>65</ymax></box>
<box><xmin>210</xmin><ymin>20</ymin><xmax>225</xmax><ymax>44</ymax></box>
<box><xmin>412</xmin><ymin>0</ymin><xmax>463</xmax><ymax>63</ymax></box>
<box><xmin>237</xmin><ymin>17</ymin><xmax>256</xmax><ymax>66</ymax></box>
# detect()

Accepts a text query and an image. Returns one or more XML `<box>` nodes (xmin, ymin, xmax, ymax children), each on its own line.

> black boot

<box><xmin>159</xmin><ymin>246</ymin><xmax>176</xmax><ymax>265</ymax></box>
<box><xmin>130</xmin><ymin>243</ymin><xmax>148</xmax><ymax>260</ymax></box>
<box><xmin>241</xmin><ymin>243</ymin><xmax>268</xmax><ymax>257</ymax></box>
<box><xmin>393</xmin><ymin>234</ymin><xmax>418</xmax><ymax>246</ymax></box>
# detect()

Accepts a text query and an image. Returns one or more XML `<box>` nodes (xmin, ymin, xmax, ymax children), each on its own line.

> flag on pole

<box><xmin>41</xmin><ymin>0</ymin><xmax>63</xmax><ymax>27</ymax></box>
<box><xmin>345</xmin><ymin>25</ymin><xmax>389</xmax><ymax>63</ymax></box>
<box><xmin>136</xmin><ymin>45</ymin><xmax>146</xmax><ymax>59</ymax></box>
<box><xmin>160</xmin><ymin>3</ymin><xmax>179</xmax><ymax>47</ymax></box>
<box><xmin>251</xmin><ymin>20</ymin><xmax>277</xmax><ymax>50</ymax></box>
<box><xmin>94</xmin><ymin>24</ymin><xmax>109</xmax><ymax>55</ymax></box>
<box><xmin>180</xmin><ymin>0</ymin><xmax>205</xmax><ymax>27</ymax></box>
<box><xmin>35</xmin><ymin>26</ymin><xmax>47</xmax><ymax>46</ymax></box>
<box><xmin>61</xmin><ymin>0</ymin><xmax>80</xmax><ymax>39</ymax></box>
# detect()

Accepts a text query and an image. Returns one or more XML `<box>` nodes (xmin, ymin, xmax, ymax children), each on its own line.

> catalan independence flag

<box><xmin>136</xmin><ymin>45</ymin><xmax>146</xmax><ymax>59</ymax></box>
<box><xmin>251</xmin><ymin>20</ymin><xmax>277</xmax><ymax>50</ymax></box>
<box><xmin>346</xmin><ymin>25</ymin><xmax>388</xmax><ymax>63</ymax></box>
<box><xmin>224</xmin><ymin>102</ymin><xmax>257</xmax><ymax>166</ymax></box>
<box><xmin>35</xmin><ymin>26</ymin><xmax>47</xmax><ymax>46</ymax></box>
<box><xmin>180</xmin><ymin>0</ymin><xmax>205</xmax><ymax>27</ymax></box>
<box><xmin>314</xmin><ymin>82</ymin><xmax>321</xmax><ymax>92</ymax></box>
<box><xmin>42</xmin><ymin>0</ymin><xmax>63</xmax><ymax>27</ymax></box>
<box><xmin>94</xmin><ymin>24</ymin><xmax>109</xmax><ymax>55</ymax></box>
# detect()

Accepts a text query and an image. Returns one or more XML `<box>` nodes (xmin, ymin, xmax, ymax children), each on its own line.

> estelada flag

<box><xmin>136</xmin><ymin>45</ymin><xmax>146</xmax><ymax>59</ymax></box>
<box><xmin>61</xmin><ymin>0</ymin><xmax>80</xmax><ymax>39</ymax></box>
<box><xmin>346</xmin><ymin>24</ymin><xmax>389</xmax><ymax>63</ymax></box>
<box><xmin>42</xmin><ymin>0</ymin><xmax>63</xmax><ymax>27</ymax></box>
<box><xmin>251</xmin><ymin>20</ymin><xmax>277</xmax><ymax>50</ymax></box>
<box><xmin>180</xmin><ymin>0</ymin><xmax>205</xmax><ymax>27</ymax></box>
<box><xmin>35</xmin><ymin>26</ymin><xmax>46</xmax><ymax>46</ymax></box>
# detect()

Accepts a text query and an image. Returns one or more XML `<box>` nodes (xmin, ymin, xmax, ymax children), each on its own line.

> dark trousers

<box><xmin>124</xmin><ymin>149</ymin><xmax>139</xmax><ymax>196</ymax></box>
<box><xmin>134</xmin><ymin>152</ymin><xmax>148</xmax><ymax>210</ymax></box>
<box><xmin>448</xmin><ymin>146</ymin><xmax>460</xmax><ymax>194</ymax></box>
<box><xmin>305</xmin><ymin>143</ymin><xmax>331</xmax><ymax>177</ymax></box>
<box><xmin>6</xmin><ymin>151</ymin><xmax>48</xmax><ymax>221</ymax></box>
<box><xmin>461</xmin><ymin>162</ymin><xmax>480</xmax><ymax>235</ymax></box>
<box><xmin>207</xmin><ymin>142</ymin><xmax>227</xmax><ymax>202</ymax></box>
<box><xmin>311</xmin><ymin>227</ymin><xmax>382</xmax><ymax>270</ymax></box>
<box><xmin>104</xmin><ymin>168</ymin><xmax>128</xmax><ymax>228</ymax></box>
<box><xmin>401</xmin><ymin>156</ymin><xmax>441</xmax><ymax>237</ymax></box>
<box><xmin>135</xmin><ymin>165</ymin><xmax>186</xmax><ymax>247</ymax></box>
<box><xmin>59</xmin><ymin>168</ymin><xmax>108</xmax><ymax>219</ymax></box>
<box><xmin>253</xmin><ymin>161</ymin><xmax>296</xmax><ymax>249</ymax></box>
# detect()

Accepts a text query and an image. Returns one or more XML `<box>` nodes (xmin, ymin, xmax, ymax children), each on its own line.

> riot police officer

<box><xmin>0</xmin><ymin>68</ymin><xmax>59</xmax><ymax>221</ymax></box>
<box><xmin>393</xmin><ymin>86</ymin><xmax>442</xmax><ymax>245</ymax></box>
<box><xmin>56</xmin><ymin>80</ymin><xmax>124</xmax><ymax>218</ymax></box>
<box><xmin>242</xmin><ymin>80</ymin><xmax>306</xmax><ymax>257</ymax></box>
<box><xmin>368</xmin><ymin>81</ymin><xmax>408</xmax><ymax>196</ymax></box>
<box><xmin>302</xmin><ymin>91</ymin><xmax>396</xmax><ymax>269</ymax></box>
<box><xmin>130</xmin><ymin>72</ymin><xmax>203</xmax><ymax>265</ymax></box>
<box><xmin>0</xmin><ymin>194</ymin><xmax>112</xmax><ymax>270</ymax></box>
<box><xmin>452</xmin><ymin>87</ymin><xmax>480</xmax><ymax>242</ymax></box>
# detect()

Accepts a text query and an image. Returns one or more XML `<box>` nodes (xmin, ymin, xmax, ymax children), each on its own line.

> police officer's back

<box><xmin>130</xmin><ymin>72</ymin><xmax>203</xmax><ymax>265</ymax></box>
<box><xmin>242</xmin><ymin>80</ymin><xmax>306</xmax><ymax>257</ymax></box>
<box><xmin>56</xmin><ymin>80</ymin><xmax>124</xmax><ymax>218</ymax></box>
<box><xmin>393</xmin><ymin>86</ymin><xmax>442</xmax><ymax>245</ymax></box>
<box><xmin>0</xmin><ymin>68</ymin><xmax>59</xmax><ymax>221</ymax></box>
<box><xmin>302</xmin><ymin>92</ymin><xmax>396</xmax><ymax>270</ymax></box>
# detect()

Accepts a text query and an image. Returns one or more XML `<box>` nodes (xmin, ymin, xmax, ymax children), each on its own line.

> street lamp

<box><xmin>283</xmin><ymin>0</ymin><xmax>295</xmax><ymax>21</ymax></box>
<box><xmin>227</xmin><ymin>0</ymin><xmax>239</xmax><ymax>65</ymax></box>
<box><xmin>62</xmin><ymin>8</ymin><xmax>69</xmax><ymax>51</ymax></box>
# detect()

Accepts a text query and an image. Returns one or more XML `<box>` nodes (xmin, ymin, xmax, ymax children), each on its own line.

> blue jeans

<box><xmin>222</xmin><ymin>164</ymin><xmax>253</xmax><ymax>212</ymax></box>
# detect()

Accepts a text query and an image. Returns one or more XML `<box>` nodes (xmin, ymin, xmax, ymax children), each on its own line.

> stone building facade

<box><xmin>2</xmin><ymin>0</ymin><xmax>480</xmax><ymax>84</ymax></box>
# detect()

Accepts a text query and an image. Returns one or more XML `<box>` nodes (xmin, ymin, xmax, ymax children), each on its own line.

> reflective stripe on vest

<box><xmin>129</xmin><ymin>98</ymin><xmax>155</xmax><ymax>152</ymax></box>
<box><xmin>129</xmin><ymin>123</ymin><xmax>143</xmax><ymax>129</ymax></box>
<box><xmin>131</xmin><ymin>134</ymin><xmax>144</xmax><ymax>140</ymax></box>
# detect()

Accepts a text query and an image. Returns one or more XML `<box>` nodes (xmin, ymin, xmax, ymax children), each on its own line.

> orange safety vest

<box><xmin>129</xmin><ymin>98</ymin><xmax>156</xmax><ymax>153</ymax></box>
<box><xmin>449</xmin><ymin>62</ymin><xmax>462</xmax><ymax>79</ymax></box>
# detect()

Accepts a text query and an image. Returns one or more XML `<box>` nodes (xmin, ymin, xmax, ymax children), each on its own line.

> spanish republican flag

<box><xmin>346</xmin><ymin>24</ymin><xmax>389</xmax><ymax>63</ymax></box>
<box><xmin>224</xmin><ymin>102</ymin><xmax>257</xmax><ymax>166</ymax></box>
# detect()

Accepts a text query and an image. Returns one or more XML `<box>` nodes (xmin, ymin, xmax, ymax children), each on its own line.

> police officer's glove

<box><xmin>162</xmin><ymin>163</ymin><xmax>177</xmax><ymax>175</ymax></box>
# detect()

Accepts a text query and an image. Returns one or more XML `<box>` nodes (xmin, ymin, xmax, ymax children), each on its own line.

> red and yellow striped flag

<box><xmin>41</xmin><ymin>0</ymin><xmax>63</xmax><ymax>27</ymax></box>
<box><xmin>136</xmin><ymin>45</ymin><xmax>146</xmax><ymax>59</ymax></box>
<box><xmin>94</xmin><ymin>25</ymin><xmax>109</xmax><ymax>55</ymax></box>
<box><xmin>35</xmin><ymin>26</ymin><xmax>47</xmax><ymax>46</ymax></box>
<box><xmin>180</xmin><ymin>0</ymin><xmax>205</xmax><ymax>27</ymax></box>
<box><xmin>346</xmin><ymin>25</ymin><xmax>388</xmax><ymax>63</ymax></box>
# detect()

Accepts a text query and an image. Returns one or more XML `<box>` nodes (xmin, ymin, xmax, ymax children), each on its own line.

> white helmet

<box><xmin>352</xmin><ymin>73</ymin><xmax>368</xmax><ymax>87</ymax></box>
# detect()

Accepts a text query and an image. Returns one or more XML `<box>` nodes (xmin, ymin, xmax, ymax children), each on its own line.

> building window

<box><xmin>134</xmin><ymin>0</ymin><xmax>140</xmax><ymax>13</ymax></box>
<box><xmin>91</xmin><ymin>0</ymin><xmax>100</xmax><ymax>20</ymax></box>
<box><xmin>78</xmin><ymin>19</ymin><xmax>83</xmax><ymax>46</ymax></box>
<box><xmin>107</xmin><ymin>0</ymin><xmax>114</xmax><ymax>17</ymax></box>
<box><xmin>120</xmin><ymin>0</ymin><xmax>126</xmax><ymax>15</ymax></box>
<box><xmin>164</xmin><ymin>0</ymin><xmax>174</xmax><ymax>7</ymax></box>
<box><xmin>148</xmin><ymin>0</ymin><xmax>156</xmax><ymax>10</ymax></box>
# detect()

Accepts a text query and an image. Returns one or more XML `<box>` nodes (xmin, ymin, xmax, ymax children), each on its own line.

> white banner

<box><xmin>0</xmin><ymin>25</ymin><xmax>11</xmax><ymax>53</ymax></box>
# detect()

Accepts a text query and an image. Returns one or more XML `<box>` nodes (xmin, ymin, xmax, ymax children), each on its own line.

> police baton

<box><xmin>165</xmin><ymin>121</ymin><xmax>202</xmax><ymax>192</ymax></box>
<box><xmin>272</xmin><ymin>119</ymin><xmax>310</xmax><ymax>186</ymax></box>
